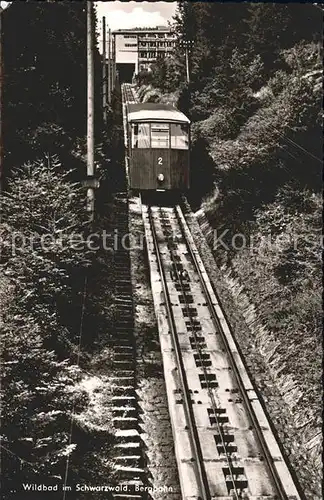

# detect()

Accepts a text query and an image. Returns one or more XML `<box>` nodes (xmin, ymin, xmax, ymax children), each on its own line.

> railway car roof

<box><xmin>127</xmin><ymin>103</ymin><xmax>190</xmax><ymax>124</ymax></box>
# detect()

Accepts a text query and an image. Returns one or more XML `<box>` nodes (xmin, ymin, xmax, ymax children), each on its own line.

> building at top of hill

<box><xmin>112</xmin><ymin>26</ymin><xmax>176</xmax><ymax>82</ymax></box>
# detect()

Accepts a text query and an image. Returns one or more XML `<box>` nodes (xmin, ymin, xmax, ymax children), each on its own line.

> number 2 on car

<box><xmin>158</xmin><ymin>157</ymin><xmax>163</xmax><ymax>165</ymax></box>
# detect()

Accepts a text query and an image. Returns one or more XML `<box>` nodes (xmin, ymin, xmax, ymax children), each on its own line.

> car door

<box><xmin>150</xmin><ymin>122</ymin><xmax>170</xmax><ymax>189</ymax></box>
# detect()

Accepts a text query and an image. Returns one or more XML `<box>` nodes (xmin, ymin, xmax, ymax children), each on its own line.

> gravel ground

<box><xmin>128</xmin><ymin>196</ymin><xmax>181</xmax><ymax>500</ymax></box>
<box><xmin>182</xmin><ymin>200</ymin><xmax>320</xmax><ymax>500</ymax></box>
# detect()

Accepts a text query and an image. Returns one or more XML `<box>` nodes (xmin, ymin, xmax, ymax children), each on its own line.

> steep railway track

<box><xmin>122</xmin><ymin>84</ymin><xmax>138</xmax><ymax>104</ymax></box>
<box><xmin>141</xmin><ymin>201</ymin><xmax>303</xmax><ymax>500</ymax></box>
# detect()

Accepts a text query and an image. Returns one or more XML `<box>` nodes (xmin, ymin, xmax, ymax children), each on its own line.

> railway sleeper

<box><xmin>194</xmin><ymin>353</ymin><xmax>212</xmax><ymax>368</ymax></box>
<box><xmin>113</xmin><ymin>334</ymin><xmax>133</xmax><ymax>343</ymax></box>
<box><xmin>185</xmin><ymin>320</ymin><xmax>201</xmax><ymax>331</ymax></box>
<box><xmin>115</xmin><ymin>291</ymin><xmax>133</xmax><ymax>298</ymax></box>
<box><xmin>189</xmin><ymin>336</ymin><xmax>207</xmax><ymax>349</ymax></box>
<box><xmin>170</xmin><ymin>254</ymin><xmax>182</xmax><ymax>263</ymax></box>
<box><xmin>207</xmin><ymin>408</ymin><xmax>229</xmax><ymax>426</ymax></box>
<box><xmin>113</xmin><ymin>396</ymin><xmax>137</xmax><ymax>405</ymax></box>
<box><xmin>112</xmin><ymin>407</ymin><xmax>138</xmax><ymax>418</ymax></box>
<box><xmin>111</xmin><ymin>338</ymin><xmax>135</xmax><ymax>347</ymax></box>
<box><xmin>175</xmin><ymin>283</ymin><xmax>191</xmax><ymax>292</ymax></box>
<box><xmin>171</xmin><ymin>262</ymin><xmax>184</xmax><ymax>272</ymax></box>
<box><xmin>182</xmin><ymin>307</ymin><xmax>198</xmax><ymax>317</ymax></box>
<box><xmin>215</xmin><ymin>434</ymin><xmax>237</xmax><ymax>453</ymax></box>
<box><xmin>111</xmin><ymin>377</ymin><xmax>135</xmax><ymax>387</ymax></box>
<box><xmin>114</xmin><ymin>345</ymin><xmax>135</xmax><ymax>352</ymax></box>
<box><xmin>114</xmin><ymin>466</ymin><xmax>146</xmax><ymax>481</ymax></box>
<box><xmin>115</xmin><ymin>318</ymin><xmax>133</xmax><ymax>326</ymax></box>
<box><xmin>111</xmin><ymin>331</ymin><xmax>134</xmax><ymax>339</ymax></box>
<box><xmin>115</xmin><ymin>278</ymin><xmax>132</xmax><ymax>284</ymax></box>
<box><xmin>116</xmin><ymin>303</ymin><xmax>133</xmax><ymax>309</ymax></box>
<box><xmin>112</xmin><ymin>495</ymin><xmax>143</xmax><ymax>500</ymax></box>
<box><xmin>115</xmin><ymin>292</ymin><xmax>133</xmax><ymax>299</ymax></box>
<box><xmin>114</xmin><ymin>442</ymin><xmax>142</xmax><ymax>455</ymax></box>
<box><xmin>222</xmin><ymin>467</ymin><xmax>248</xmax><ymax>490</ymax></box>
<box><xmin>114</xmin><ymin>353</ymin><xmax>135</xmax><ymax>361</ymax></box>
<box><xmin>115</xmin><ymin>283</ymin><xmax>132</xmax><ymax>289</ymax></box>
<box><xmin>115</xmin><ymin>276</ymin><xmax>132</xmax><ymax>283</ymax></box>
<box><xmin>116</xmin><ymin>304</ymin><xmax>133</xmax><ymax>312</ymax></box>
<box><xmin>114</xmin><ymin>268</ymin><xmax>131</xmax><ymax>275</ymax></box>
<box><xmin>167</xmin><ymin>241</ymin><xmax>178</xmax><ymax>251</ymax></box>
<box><xmin>115</xmin><ymin>321</ymin><xmax>133</xmax><ymax>329</ymax></box>
<box><xmin>114</xmin><ymin>324</ymin><xmax>133</xmax><ymax>332</ymax></box>
<box><xmin>114</xmin><ymin>386</ymin><xmax>136</xmax><ymax>396</ymax></box>
<box><xmin>115</xmin><ymin>455</ymin><xmax>144</xmax><ymax>469</ymax></box>
<box><xmin>113</xmin><ymin>417</ymin><xmax>139</xmax><ymax>430</ymax></box>
<box><xmin>114</xmin><ymin>253</ymin><xmax>130</xmax><ymax>260</ymax></box>
<box><xmin>179</xmin><ymin>294</ymin><xmax>194</xmax><ymax>303</ymax></box>
<box><xmin>114</xmin><ymin>361</ymin><xmax>135</xmax><ymax>370</ymax></box>
<box><xmin>199</xmin><ymin>373</ymin><xmax>218</xmax><ymax>389</ymax></box>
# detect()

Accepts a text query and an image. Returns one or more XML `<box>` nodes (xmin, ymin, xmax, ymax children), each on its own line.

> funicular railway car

<box><xmin>126</xmin><ymin>103</ymin><xmax>190</xmax><ymax>191</ymax></box>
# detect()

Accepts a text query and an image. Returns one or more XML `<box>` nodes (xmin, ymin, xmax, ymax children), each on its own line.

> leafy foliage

<box><xmin>2</xmin><ymin>1</ymin><xmax>102</xmax><ymax>177</ymax></box>
<box><xmin>227</xmin><ymin>187</ymin><xmax>322</xmax><ymax>429</ymax></box>
<box><xmin>0</xmin><ymin>3</ymin><xmax>120</xmax><ymax>495</ymax></box>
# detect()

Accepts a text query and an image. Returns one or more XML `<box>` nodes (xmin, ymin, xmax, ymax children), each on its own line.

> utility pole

<box><xmin>107</xmin><ymin>27</ymin><xmax>111</xmax><ymax>104</ymax></box>
<box><xmin>87</xmin><ymin>0</ymin><xmax>95</xmax><ymax>220</ymax></box>
<box><xmin>185</xmin><ymin>43</ymin><xmax>189</xmax><ymax>84</ymax></box>
<box><xmin>0</xmin><ymin>8</ymin><xmax>3</xmax><ymax>194</ymax></box>
<box><xmin>179</xmin><ymin>39</ymin><xmax>193</xmax><ymax>84</ymax></box>
<box><xmin>112</xmin><ymin>35</ymin><xmax>115</xmax><ymax>91</ymax></box>
<box><xmin>102</xmin><ymin>16</ymin><xmax>107</xmax><ymax>125</ymax></box>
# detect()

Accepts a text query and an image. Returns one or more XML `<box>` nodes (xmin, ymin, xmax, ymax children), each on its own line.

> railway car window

<box><xmin>151</xmin><ymin>123</ymin><xmax>169</xmax><ymax>148</ymax></box>
<box><xmin>132</xmin><ymin>123</ymin><xmax>150</xmax><ymax>148</ymax></box>
<box><xmin>171</xmin><ymin>124</ymin><xmax>189</xmax><ymax>150</ymax></box>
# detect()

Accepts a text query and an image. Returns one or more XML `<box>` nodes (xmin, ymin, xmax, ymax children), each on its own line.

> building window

<box><xmin>124</xmin><ymin>35</ymin><xmax>137</xmax><ymax>39</ymax></box>
<box><xmin>125</xmin><ymin>43</ymin><xmax>137</xmax><ymax>47</ymax></box>
<box><xmin>171</xmin><ymin>124</ymin><xmax>189</xmax><ymax>150</ymax></box>
<box><xmin>132</xmin><ymin>123</ymin><xmax>150</xmax><ymax>148</ymax></box>
<box><xmin>151</xmin><ymin>123</ymin><xmax>169</xmax><ymax>148</ymax></box>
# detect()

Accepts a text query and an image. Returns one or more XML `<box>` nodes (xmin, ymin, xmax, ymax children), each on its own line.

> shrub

<box><xmin>0</xmin><ymin>155</ymin><xmax>94</xmax><ymax>497</ymax></box>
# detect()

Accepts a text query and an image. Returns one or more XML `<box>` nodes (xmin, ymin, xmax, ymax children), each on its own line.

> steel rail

<box><xmin>175</xmin><ymin>204</ymin><xmax>291</xmax><ymax>500</ymax></box>
<box><xmin>159</xmin><ymin>207</ymin><xmax>242</xmax><ymax>500</ymax></box>
<box><xmin>147</xmin><ymin>204</ymin><xmax>211</xmax><ymax>500</ymax></box>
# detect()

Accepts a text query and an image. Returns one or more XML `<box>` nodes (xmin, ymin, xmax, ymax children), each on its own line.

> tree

<box><xmin>1</xmin><ymin>314</ymin><xmax>86</xmax><ymax>499</ymax></box>
<box><xmin>0</xmin><ymin>156</ymin><xmax>95</xmax><ymax>498</ymax></box>
<box><xmin>3</xmin><ymin>1</ymin><xmax>102</xmax><ymax>177</ymax></box>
